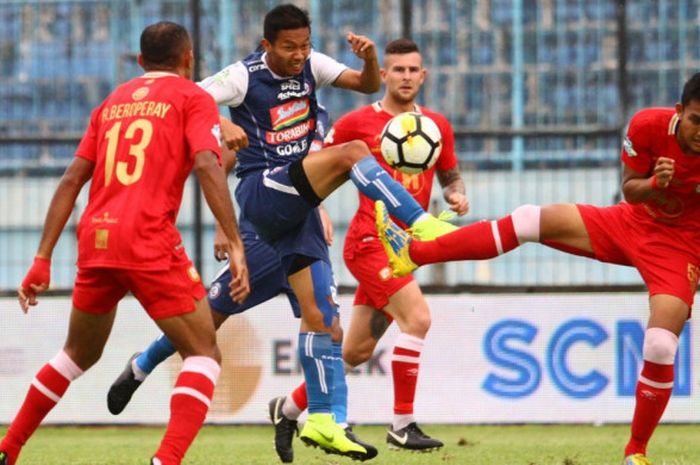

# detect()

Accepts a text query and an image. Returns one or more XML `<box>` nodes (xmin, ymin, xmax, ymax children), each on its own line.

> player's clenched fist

<box><xmin>652</xmin><ymin>156</ymin><xmax>675</xmax><ymax>189</ymax></box>
<box><xmin>219</xmin><ymin>116</ymin><xmax>248</xmax><ymax>152</ymax></box>
<box><xmin>346</xmin><ymin>32</ymin><xmax>377</xmax><ymax>60</ymax></box>
<box><xmin>18</xmin><ymin>256</ymin><xmax>51</xmax><ymax>313</ymax></box>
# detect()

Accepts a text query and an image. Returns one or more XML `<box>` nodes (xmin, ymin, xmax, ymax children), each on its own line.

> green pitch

<box><xmin>2</xmin><ymin>424</ymin><xmax>700</xmax><ymax>465</ymax></box>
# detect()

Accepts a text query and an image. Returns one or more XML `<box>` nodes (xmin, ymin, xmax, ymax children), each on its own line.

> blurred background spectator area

<box><xmin>1</xmin><ymin>0</ymin><xmax>697</xmax><ymax>290</ymax></box>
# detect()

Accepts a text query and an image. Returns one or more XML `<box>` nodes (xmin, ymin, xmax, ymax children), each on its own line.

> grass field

<box><xmin>2</xmin><ymin>423</ymin><xmax>700</xmax><ymax>465</ymax></box>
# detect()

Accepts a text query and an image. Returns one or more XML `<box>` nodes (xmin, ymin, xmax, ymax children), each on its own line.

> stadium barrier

<box><xmin>0</xmin><ymin>293</ymin><xmax>697</xmax><ymax>425</ymax></box>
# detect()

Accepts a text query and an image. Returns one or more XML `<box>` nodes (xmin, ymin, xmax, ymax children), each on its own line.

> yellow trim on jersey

<box><xmin>668</xmin><ymin>113</ymin><xmax>680</xmax><ymax>135</ymax></box>
<box><xmin>371</xmin><ymin>101</ymin><xmax>421</xmax><ymax>113</ymax></box>
<box><xmin>142</xmin><ymin>71</ymin><xmax>179</xmax><ymax>78</ymax></box>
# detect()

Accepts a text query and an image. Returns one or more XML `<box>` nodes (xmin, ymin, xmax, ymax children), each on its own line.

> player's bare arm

<box><xmin>333</xmin><ymin>32</ymin><xmax>380</xmax><ymax>93</ymax></box>
<box><xmin>219</xmin><ymin>115</ymin><xmax>248</xmax><ymax>152</ymax></box>
<box><xmin>437</xmin><ymin>167</ymin><xmax>469</xmax><ymax>215</ymax></box>
<box><xmin>213</xmin><ymin>145</ymin><xmax>237</xmax><ymax>261</ymax></box>
<box><xmin>621</xmin><ymin>156</ymin><xmax>675</xmax><ymax>204</ymax></box>
<box><xmin>18</xmin><ymin>157</ymin><xmax>94</xmax><ymax>313</ymax></box>
<box><xmin>318</xmin><ymin>205</ymin><xmax>334</xmax><ymax>246</ymax></box>
<box><xmin>194</xmin><ymin>150</ymin><xmax>250</xmax><ymax>303</ymax></box>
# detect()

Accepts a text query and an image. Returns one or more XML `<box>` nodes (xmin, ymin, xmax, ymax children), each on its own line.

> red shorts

<box><xmin>344</xmin><ymin>235</ymin><xmax>413</xmax><ymax>310</ymax></box>
<box><xmin>72</xmin><ymin>260</ymin><xmax>206</xmax><ymax>320</ymax></box>
<box><xmin>578</xmin><ymin>203</ymin><xmax>700</xmax><ymax>308</ymax></box>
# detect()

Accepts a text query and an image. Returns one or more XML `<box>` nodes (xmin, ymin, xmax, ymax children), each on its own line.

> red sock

<box><xmin>0</xmin><ymin>351</ymin><xmax>82</xmax><ymax>465</ymax></box>
<box><xmin>154</xmin><ymin>356</ymin><xmax>220</xmax><ymax>465</ymax></box>
<box><xmin>625</xmin><ymin>361</ymin><xmax>674</xmax><ymax>456</ymax></box>
<box><xmin>291</xmin><ymin>382</ymin><xmax>308</xmax><ymax>411</ymax></box>
<box><xmin>391</xmin><ymin>333</ymin><xmax>424</xmax><ymax>415</ymax></box>
<box><xmin>411</xmin><ymin>216</ymin><xmax>519</xmax><ymax>265</ymax></box>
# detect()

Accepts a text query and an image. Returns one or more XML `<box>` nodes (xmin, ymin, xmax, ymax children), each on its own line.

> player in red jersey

<box><xmin>272</xmin><ymin>38</ymin><xmax>468</xmax><ymax>452</ymax></box>
<box><xmin>0</xmin><ymin>22</ymin><xmax>249</xmax><ymax>465</ymax></box>
<box><xmin>378</xmin><ymin>73</ymin><xmax>700</xmax><ymax>465</ymax></box>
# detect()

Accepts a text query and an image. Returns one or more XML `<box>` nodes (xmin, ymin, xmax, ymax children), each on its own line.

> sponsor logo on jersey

<box><xmin>265</xmin><ymin>119</ymin><xmax>315</xmax><ymax>145</ymax></box>
<box><xmin>280</xmin><ymin>80</ymin><xmax>301</xmax><ymax>91</ymax></box>
<box><xmin>187</xmin><ymin>266</ymin><xmax>201</xmax><ymax>283</ymax></box>
<box><xmin>276</xmin><ymin>80</ymin><xmax>311</xmax><ymax>100</ymax></box>
<box><xmin>275</xmin><ymin>139</ymin><xmax>309</xmax><ymax>156</ymax></box>
<box><xmin>247</xmin><ymin>63</ymin><xmax>265</xmax><ymax>72</ymax></box>
<box><xmin>132</xmin><ymin>87</ymin><xmax>149</xmax><ymax>101</ymax></box>
<box><xmin>270</xmin><ymin>98</ymin><xmax>310</xmax><ymax>130</ymax></box>
<box><xmin>623</xmin><ymin>136</ymin><xmax>637</xmax><ymax>157</ymax></box>
<box><xmin>392</xmin><ymin>170</ymin><xmax>427</xmax><ymax>196</ymax></box>
<box><xmin>210</xmin><ymin>68</ymin><xmax>231</xmax><ymax>86</ymax></box>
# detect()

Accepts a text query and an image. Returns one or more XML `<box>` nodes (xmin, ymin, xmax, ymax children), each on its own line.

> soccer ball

<box><xmin>379</xmin><ymin>112</ymin><xmax>442</xmax><ymax>174</ymax></box>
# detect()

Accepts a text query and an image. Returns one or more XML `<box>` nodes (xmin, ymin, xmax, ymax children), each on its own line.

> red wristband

<box><xmin>650</xmin><ymin>175</ymin><xmax>660</xmax><ymax>190</ymax></box>
<box><xmin>21</xmin><ymin>256</ymin><xmax>51</xmax><ymax>290</ymax></box>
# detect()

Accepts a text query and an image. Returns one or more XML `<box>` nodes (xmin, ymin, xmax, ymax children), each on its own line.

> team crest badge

<box><xmin>132</xmin><ymin>87</ymin><xmax>149</xmax><ymax>101</ymax></box>
<box><xmin>209</xmin><ymin>282</ymin><xmax>222</xmax><ymax>299</ymax></box>
<box><xmin>378</xmin><ymin>267</ymin><xmax>393</xmax><ymax>281</ymax></box>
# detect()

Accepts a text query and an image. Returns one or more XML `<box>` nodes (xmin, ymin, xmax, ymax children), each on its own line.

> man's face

<box><xmin>676</xmin><ymin>100</ymin><xmax>700</xmax><ymax>154</ymax></box>
<box><xmin>381</xmin><ymin>52</ymin><xmax>426</xmax><ymax>105</ymax></box>
<box><xmin>262</xmin><ymin>28</ymin><xmax>311</xmax><ymax>77</ymax></box>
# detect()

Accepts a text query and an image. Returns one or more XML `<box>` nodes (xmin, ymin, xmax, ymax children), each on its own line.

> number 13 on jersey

<box><xmin>103</xmin><ymin>119</ymin><xmax>153</xmax><ymax>186</ymax></box>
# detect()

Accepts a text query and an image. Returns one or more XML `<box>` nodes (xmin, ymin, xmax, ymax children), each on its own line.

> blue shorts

<box><xmin>207</xmin><ymin>223</ymin><xmax>300</xmax><ymax>318</ymax></box>
<box><xmin>235</xmin><ymin>165</ymin><xmax>329</xmax><ymax>274</ymax></box>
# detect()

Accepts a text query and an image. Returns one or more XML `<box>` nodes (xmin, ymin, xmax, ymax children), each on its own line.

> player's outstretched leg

<box><xmin>268</xmin><ymin>396</ymin><xmax>298</xmax><ymax>463</ymax></box>
<box><xmin>386</xmin><ymin>422</ymin><xmax>443</xmax><ymax>452</ymax></box>
<box><xmin>349</xmin><ymin>156</ymin><xmax>455</xmax><ymax>239</ymax></box>
<box><xmin>107</xmin><ymin>352</ymin><xmax>144</xmax><ymax>415</ymax></box>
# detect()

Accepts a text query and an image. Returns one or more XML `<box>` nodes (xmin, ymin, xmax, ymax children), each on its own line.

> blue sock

<box><xmin>135</xmin><ymin>334</ymin><xmax>176</xmax><ymax>375</ymax></box>
<box><xmin>349</xmin><ymin>156</ymin><xmax>425</xmax><ymax>226</ymax></box>
<box><xmin>299</xmin><ymin>332</ymin><xmax>334</xmax><ymax>414</ymax></box>
<box><xmin>330</xmin><ymin>341</ymin><xmax>348</xmax><ymax>426</ymax></box>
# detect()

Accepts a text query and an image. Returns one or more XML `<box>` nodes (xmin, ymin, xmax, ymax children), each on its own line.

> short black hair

<box><xmin>263</xmin><ymin>4</ymin><xmax>311</xmax><ymax>44</ymax></box>
<box><xmin>385</xmin><ymin>38</ymin><xmax>420</xmax><ymax>56</ymax></box>
<box><xmin>681</xmin><ymin>72</ymin><xmax>700</xmax><ymax>106</ymax></box>
<box><xmin>140</xmin><ymin>21</ymin><xmax>191</xmax><ymax>69</ymax></box>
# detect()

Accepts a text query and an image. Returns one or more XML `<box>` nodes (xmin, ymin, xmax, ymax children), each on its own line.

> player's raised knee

<box><xmin>342</xmin><ymin>140</ymin><xmax>372</xmax><ymax>165</ymax></box>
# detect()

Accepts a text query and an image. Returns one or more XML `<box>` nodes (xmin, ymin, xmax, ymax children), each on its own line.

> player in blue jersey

<box><xmin>105</xmin><ymin>106</ymin><xmax>375</xmax><ymax>463</ymax></box>
<box><xmin>188</xmin><ymin>3</ymin><xmax>454</xmax><ymax>460</ymax></box>
<box><xmin>197</xmin><ymin>4</ymin><xmax>454</xmax><ymax>459</ymax></box>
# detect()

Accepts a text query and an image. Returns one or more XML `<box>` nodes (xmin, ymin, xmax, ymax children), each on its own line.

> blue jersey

<box><xmin>199</xmin><ymin>51</ymin><xmax>346</xmax><ymax>177</ymax></box>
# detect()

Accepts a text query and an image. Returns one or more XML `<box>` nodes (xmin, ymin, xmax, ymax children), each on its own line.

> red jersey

<box><xmin>622</xmin><ymin>108</ymin><xmax>700</xmax><ymax>231</ymax></box>
<box><xmin>74</xmin><ymin>71</ymin><xmax>222</xmax><ymax>270</ymax></box>
<box><xmin>326</xmin><ymin>102</ymin><xmax>457</xmax><ymax>240</ymax></box>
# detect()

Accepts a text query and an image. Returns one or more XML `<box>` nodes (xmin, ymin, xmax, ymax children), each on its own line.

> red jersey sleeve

<box><xmin>324</xmin><ymin>113</ymin><xmax>359</xmax><ymax>147</ymax></box>
<box><xmin>621</xmin><ymin>110</ymin><xmax>656</xmax><ymax>174</ymax></box>
<box><xmin>432</xmin><ymin>113</ymin><xmax>458</xmax><ymax>171</ymax></box>
<box><xmin>185</xmin><ymin>91</ymin><xmax>223</xmax><ymax>163</ymax></box>
<box><xmin>74</xmin><ymin>105</ymin><xmax>103</xmax><ymax>162</ymax></box>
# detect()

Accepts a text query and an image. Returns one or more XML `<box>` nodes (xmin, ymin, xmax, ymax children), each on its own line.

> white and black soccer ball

<box><xmin>380</xmin><ymin>112</ymin><xmax>442</xmax><ymax>174</ymax></box>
